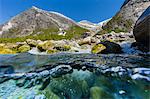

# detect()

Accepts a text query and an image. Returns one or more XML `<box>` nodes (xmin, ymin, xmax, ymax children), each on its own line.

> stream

<box><xmin>0</xmin><ymin>53</ymin><xmax>149</xmax><ymax>99</ymax></box>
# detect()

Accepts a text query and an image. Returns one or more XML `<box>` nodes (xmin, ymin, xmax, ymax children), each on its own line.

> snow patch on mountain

<box><xmin>98</xmin><ymin>18</ymin><xmax>111</xmax><ymax>26</ymax></box>
<box><xmin>2</xmin><ymin>22</ymin><xmax>13</xmax><ymax>31</ymax></box>
<box><xmin>50</xmin><ymin>11</ymin><xmax>76</xmax><ymax>23</ymax></box>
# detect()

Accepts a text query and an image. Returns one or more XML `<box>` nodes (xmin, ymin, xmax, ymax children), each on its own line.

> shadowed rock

<box><xmin>133</xmin><ymin>6</ymin><xmax>150</xmax><ymax>52</ymax></box>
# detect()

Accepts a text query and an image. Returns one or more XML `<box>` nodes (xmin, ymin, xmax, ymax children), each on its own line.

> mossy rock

<box><xmin>91</xmin><ymin>44</ymin><xmax>106</xmax><ymax>54</ymax></box>
<box><xmin>91</xmin><ymin>41</ymin><xmax>122</xmax><ymax>54</ymax></box>
<box><xmin>54</xmin><ymin>45</ymin><xmax>71</xmax><ymax>51</ymax></box>
<box><xmin>0</xmin><ymin>48</ymin><xmax>16</xmax><ymax>54</ymax></box>
<box><xmin>46</xmin><ymin>49</ymin><xmax>58</xmax><ymax>54</ymax></box>
<box><xmin>26</xmin><ymin>39</ymin><xmax>37</xmax><ymax>47</ymax></box>
<box><xmin>90</xmin><ymin>86</ymin><xmax>113</xmax><ymax>99</ymax></box>
<box><xmin>0</xmin><ymin>44</ymin><xmax>16</xmax><ymax>54</ymax></box>
<box><xmin>18</xmin><ymin>45</ymin><xmax>30</xmax><ymax>53</ymax></box>
<box><xmin>37</xmin><ymin>41</ymin><xmax>54</xmax><ymax>52</ymax></box>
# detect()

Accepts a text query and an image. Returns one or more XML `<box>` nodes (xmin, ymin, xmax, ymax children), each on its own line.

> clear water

<box><xmin>0</xmin><ymin>53</ymin><xmax>149</xmax><ymax>99</ymax></box>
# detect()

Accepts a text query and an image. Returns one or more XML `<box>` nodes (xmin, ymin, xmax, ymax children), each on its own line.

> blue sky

<box><xmin>0</xmin><ymin>0</ymin><xmax>124</xmax><ymax>24</ymax></box>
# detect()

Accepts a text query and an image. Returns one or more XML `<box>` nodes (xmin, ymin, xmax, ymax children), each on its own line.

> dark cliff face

<box><xmin>0</xmin><ymin>6</ymin><xmax>77</xmax><ymax>38</ymax></box>
<box><xmin>103</xmin><ymin>0</ymin><xmax>150</xmax><ymax>32</ymax></box>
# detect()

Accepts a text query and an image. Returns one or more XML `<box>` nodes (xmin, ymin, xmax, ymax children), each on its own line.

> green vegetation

<box><xmin>0</xmin><ymin>26</ymin><xmax>88</xmax><ymax>43</ymax></box>
<box><xmin>102</xmin><ymin>13</ymin><xmax>133</xmax><ymax>34</ymax></box>
<box><xmin>64</xmin><ymin>26</ymin><xmax>88</xmax><ymax>39</ymax></box>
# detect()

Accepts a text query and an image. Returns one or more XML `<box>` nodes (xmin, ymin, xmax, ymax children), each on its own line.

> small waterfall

<box><xmin>120</xmin><ymin>41</ymin><xmax>146</xmax><ymax>54</ymax></box>
<box><xmin>28</xmin><ymin>47</ymin><xmax>47</xmax><ymax>55</ymax></box>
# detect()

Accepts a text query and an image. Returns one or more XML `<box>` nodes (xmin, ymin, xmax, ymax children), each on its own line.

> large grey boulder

<box><xmin>133</xmin><ymin>6</ymin><xmax>150</xmax><ymax>51</ymax></box>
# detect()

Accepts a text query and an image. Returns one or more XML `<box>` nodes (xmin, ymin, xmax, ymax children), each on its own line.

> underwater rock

<box><xmin>90</xmin><ymin>86</ymin><xmax>113</xmax><ymax>99</ymax></box>
<box><xmin>0</xmin><ymin>65</ymin><xmax>14</xmax><ymax>74</ymax></box>
<box><xmin>40</xmin><ymin>77</ymin><xmax>50</xmax><ymax>90</ymax></box>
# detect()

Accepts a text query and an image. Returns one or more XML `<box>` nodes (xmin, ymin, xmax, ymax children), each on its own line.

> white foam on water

<box><xmin>120</xmin><ymin>41</ymin><xmax>143</xmax><ymax>54</ymax></box>
<box><xmin>133</xmin><ymin>68</ymin><xmax>150</xmax><ymax>75</ymax></box>
<box><xmin>131</xmin><ymin>74</ymin><xmax>150</xmax><ymax>81</ymax></box>
<box><xmin>28</xmin><ymin>47</ymin><xmax>47</xmax><ymax>55</ymax></box>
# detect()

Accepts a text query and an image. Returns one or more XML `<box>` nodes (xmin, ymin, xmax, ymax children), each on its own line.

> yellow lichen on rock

<box><xmin>91</xmin><ymin>44</ymin><xmax>106</xmax><ymax>54</ymax></box>
<box><xmin>0</xmin><ymin>43</ymin><xmax>16</xmax><ymax>54</ymax></box>
<box><xmin>18</xmin><ymin>45</ymin><xmax>30</xmax><ymax>53</ymax></box>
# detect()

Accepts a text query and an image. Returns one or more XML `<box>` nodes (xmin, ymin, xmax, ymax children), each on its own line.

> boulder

<box><xmin>46</xmin><ymin>49</ymin><xmax>58</xmax><ymax>54</ymax></box>
<box><xmin>37</xmin><ymin>41</ymin><xmax>54</xmax><ymax>52</ymax></box>
<box><xmin>133</xmin><ymin>6</ymin><xmax>150</xmax><ymax>52</ymax></box>
<box><xmin>91</xmin><ymin>41</ymin><xmax>122</xmax><ymax>54</ymax></box>
<box><xmin>54</xmin><ymin>45</ymin><xmax>71</xmax><ymax>51</ymax></box>
<box><xmin>18</xmin><ymin>45</ymin><xmax>31</xmax><ymax>53</ymax></box>
<box><xmin>78</xmin><ymin>37</ymin><xmax>91</xmax><ymax>45</ymax></box>
<box><xmin>90</xmin><ymin>86</ymin><xmax>113</xmax><ymax>99</ymax></box>
<box><xmin>5</xmin><ymin>43</ymin><xmax>19</xmax><ymax>49</ymax></box>
<box><xmin>0</xmin><ymin>44</ymin><xmax>16</xmax><ymax>54</ymax></box>
<box><xmin>26</xmin><ymin>39</ymin><xmax>37</xmax><ymax>47</ymax></box>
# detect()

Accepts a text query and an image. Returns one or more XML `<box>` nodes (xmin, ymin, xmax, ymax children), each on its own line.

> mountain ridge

<box><xmin>0</xmin><ymin>6</ymin><xmax>83</xmax><ymax>38</ymax></box>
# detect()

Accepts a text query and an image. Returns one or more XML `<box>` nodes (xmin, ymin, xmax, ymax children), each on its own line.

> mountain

<box><xmin>78</xmin><ymin>20</ymin><xmax>100</xmax><ymax>32</ymax></box>
<box><xmin>0</xmin><ymin>6</ymin><xmax>88</xmax><ymax>40</ymax></box>
<box><xmin>78</xmin><ymin>19</ymin><xmax>111</xmax><ymax>33</ymax></box>
<box><xmin>103</xmin><ymin>0</ymin><xmax>150</xmax><ymax>32</ymax></box>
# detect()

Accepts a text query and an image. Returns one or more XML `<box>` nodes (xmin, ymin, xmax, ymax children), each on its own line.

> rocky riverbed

<box><xmin>0</xmin><ymin>53</ymin><xmax>149</xmax><ymax>99</ymax></box>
